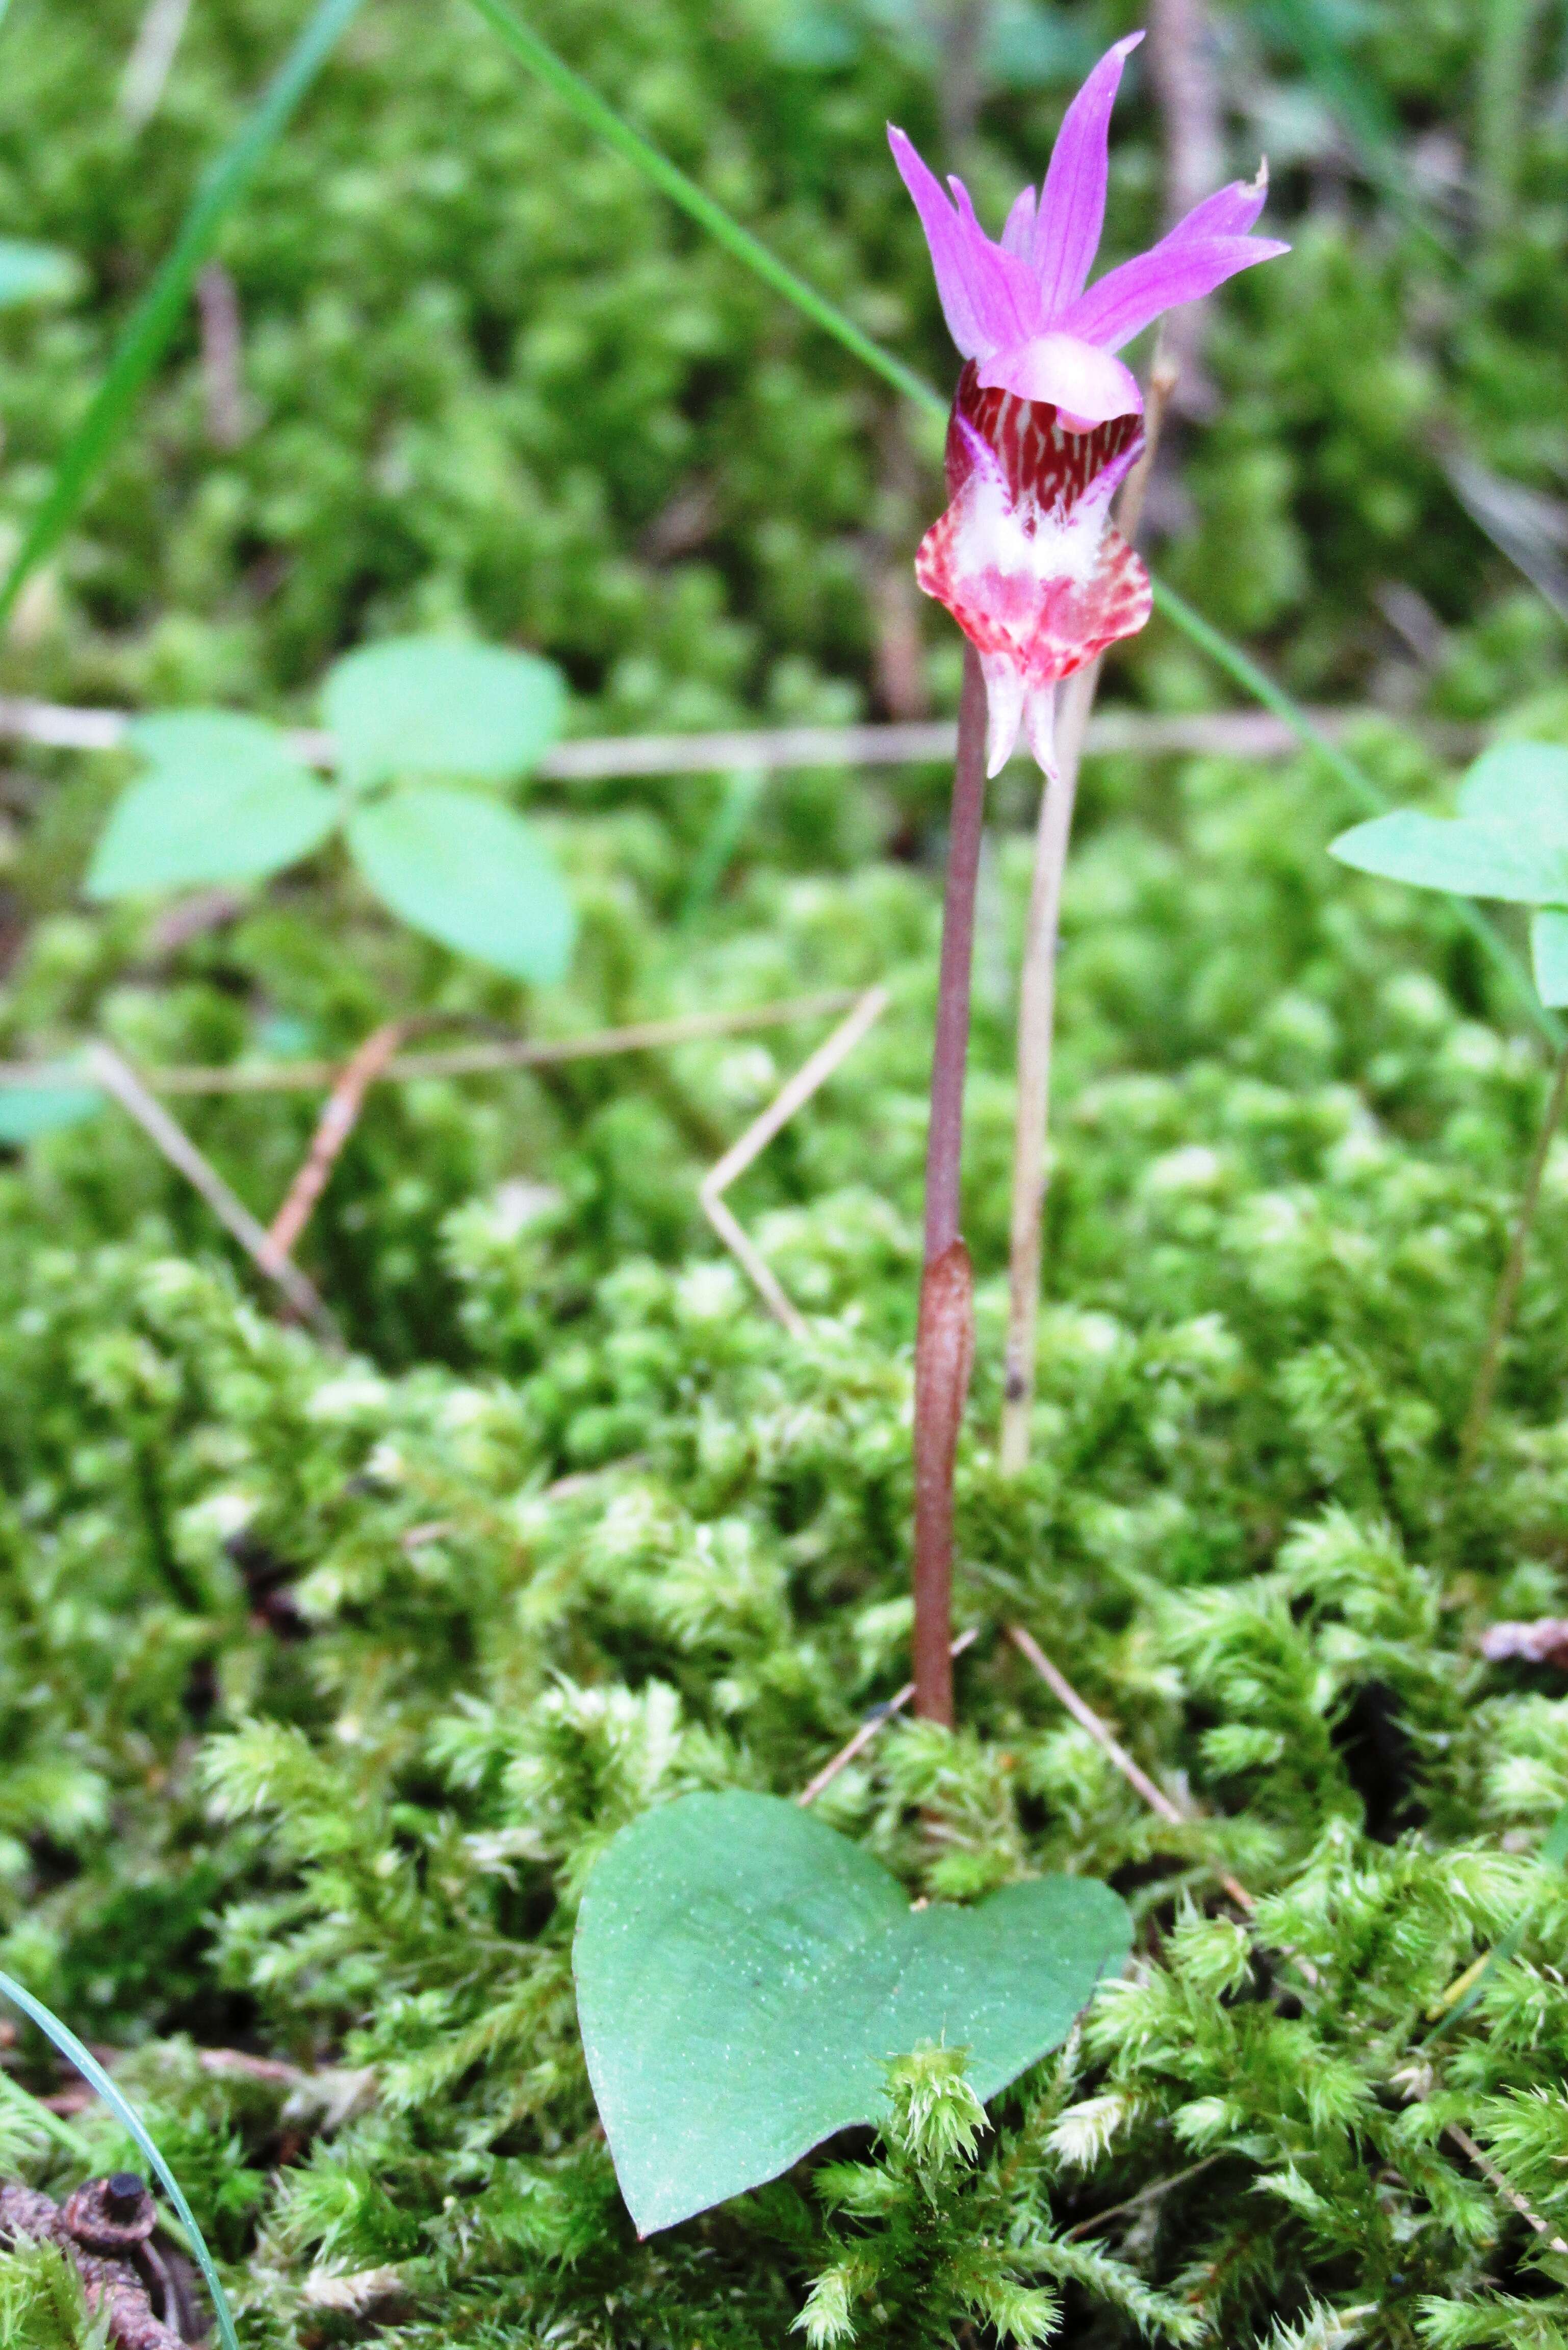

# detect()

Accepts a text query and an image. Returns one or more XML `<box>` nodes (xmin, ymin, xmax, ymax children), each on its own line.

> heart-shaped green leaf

<box><xmin>86</xmin><ymin>713</ymin><xmax>337</xmax><ymax>898</ymax></box>
<box><xmin>324</xmin><ymin>636</ymin><xmax>567</xmax><ymax>788</ymax></box>
<box><xmin>574</xmin><ymin>1791</ymin><xmax>1130</xmax><ymax>2237</ymax></box>
<box><xmin>346</xmin><ymin>784</ymin><xmax>575</xmax><ymax>982</ymax></box>
<box><xmin>1328</xmin><ymin>808</ymin><xmax>1568</xmax><ymax>906</ymax></box>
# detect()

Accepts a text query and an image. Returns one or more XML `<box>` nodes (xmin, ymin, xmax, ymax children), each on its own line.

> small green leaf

<box><xmin>86</xmin><ymin>713</ymin><xmax>337</xmax><ymax>898</ymax></box>
<box><xmin>324</xmin><ymin>636</ymin><xmax>567</xmax><ymax>787</ymax></box>
<box><xmin>1458</xmin><ymin>742</ymin><xmax>1568</xmax><ymax>841</ymax></box>
<box><xmin>346</xmin><ymin>784</ymin><xmax>575</xmax><ymax>982</ymax></box>
<box><xmin>0</xmin><ymin>238</ymin><xmax>80</xmax><ymax>309</ymax></box>
<box><xmin>574</xmin><ymin>1790</ymin><xmax>1130</xmax><ymax>2236</ymax></box>
<box><xmin>0</xmin><ymin>1083</ymin><xmax>101</xmax><ymax>1143</ymax></box>
<box><xmin>1328</xmin><ymin>809</ymin><xmax>1568</xmax><ymax>906</ymax></box>
<box><xmin>1532</xmin><ymin>910</ymin><xmax>1568</xmax><ymax>1008</ymax></box>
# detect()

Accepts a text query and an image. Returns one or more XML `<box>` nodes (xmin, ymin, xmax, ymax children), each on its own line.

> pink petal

<box><xmin>1000</xmin><ymin>184</ymin><xmax>1038</xmax><ymax>258</ymax></box>
<box><xmin>1033</xmin><ymin>32</ymin><xmax>1144</xmax><ymax>319</ymax></box>
<box><xmin>976</xmin><ymin>331</ymin><xmax>1142</xmax><ymax>426</ymax></box>
<box><xmin>1164</xmin><ymin>162</ymin><xmax>1271</xmax><ymax>243</ymax></box>
<box><xmin>1062</xmin><ymin>229</ymin><xmax>1289</xmax><ymax>353</ymax></box>
<box><xmin>888</xmin><ymin>127</ymin><xmax>1039</xmax><ymax>357</ymax></box>
<box><xmin>949</xmin><ymin>180</ymin><xmax>1042</xmax><ymax>343</ymax></box>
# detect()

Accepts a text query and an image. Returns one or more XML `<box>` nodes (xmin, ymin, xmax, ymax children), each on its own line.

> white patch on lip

<box><xmin>950</xmin><ymin>463</ymin><xmax>1110</xmax><ymax>600</ymax></box>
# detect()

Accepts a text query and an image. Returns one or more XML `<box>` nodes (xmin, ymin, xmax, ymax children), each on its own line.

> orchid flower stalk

<box><xmin>896</xmin><ymin>32</ymin><xmax>1286</xmax><ymax>1706</ymax></box>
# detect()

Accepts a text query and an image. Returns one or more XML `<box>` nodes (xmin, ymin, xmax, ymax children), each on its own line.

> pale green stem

<box><xmin>1457</xmin><ymin>1035</ymin><xmax>1568</xmax><ymax>1478</ymax></box>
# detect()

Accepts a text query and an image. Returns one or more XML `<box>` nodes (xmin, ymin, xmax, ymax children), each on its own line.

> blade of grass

<box><xmin>1424</xmin><ymin>1796</ymin><xmax>1568</xmax><ymax>2044</ymax></box>
<box><xmin>0</xmin><ymin>0</ymin><xmax>366</xmax><ymax>630</ymax></box>
<box><xmin>462</xmin><ymin>0</ymin><xmax>940</xmax><ymax>418</ymax></box>
<box><xmin>0</xmin><ymin>1968</ymin><xmax>240</xmax><ymax>2350</ymax></box>
<box><xmin>466</xmin><ymin>0</ymin><xmax>1554</xmax><ymax>1054</ymax></box>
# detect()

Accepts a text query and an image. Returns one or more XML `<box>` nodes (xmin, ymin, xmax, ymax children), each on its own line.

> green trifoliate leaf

<box><xmin>346</xmin><ymin>784</ymin><xmax>575</xmax><ymax>982</ymax></box>
<box><xmin>0</xmin><ymin>1080</ymin><xmax>102</xmax><ymax>1143</ymax></box>
<box><xmin>1457</xmin><ymin>742</ymin><xmax>1568</xmax><ymax>840</ymax></box>
<box><xmin>1531</xmin><ymin>909</ymin><xmax>1568</xmax><ymax>1008</ymax></box>
<box><xmin>324</xmin><ymin>636</ymin><xmax>567</xmax><ymax>788</ymax></box>
<box><xmin>86</xmin><ymin>713</ymin><xmax>337</xmax><ymax>898</ymax></box>
<box><xmin>0</xmin><ymin>239</ymin><xmax>80</xmax><ymax>309</ymax></box>
<box><xmin>573</xmin><ymin>1790</ymin><xmax>1129</xmax><ymax>2237</ymax></box>
<box><xmin>1327</xmin><ymin>809</ymin><xmax>1568</xmax><ymax>906</ymax></box>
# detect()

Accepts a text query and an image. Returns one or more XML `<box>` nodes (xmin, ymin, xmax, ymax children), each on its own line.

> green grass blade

<box><xmin>0</xmin><ymin>1968</ymin><xmax>240</xmax><ymax>2350</ymax></box>
<box><xmin>0</xmin><ymin>0</ymin><xmax>366</xmax><ymax>630</ymax></box>
<box><xmin>462</xmin><ymin>0</ymin><xmax>943</xmax><ymax>422</ymax></box>
<box><xmin>1424</xmin><ymin>1797</ymin><xmax>1568</xmax><ymax>2044</ymax></box>
<box><xmin>466</xmin><ymin>0</ymin><xmax>1553</xmax><ymax>1050</ymax></box>
<box><xmin>1255</xmin><ymin>0</ymin><xmax>1446</xmax><ymax>250</ymax></box>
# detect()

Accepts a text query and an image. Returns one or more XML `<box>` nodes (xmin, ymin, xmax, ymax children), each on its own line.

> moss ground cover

<box><xmin>4</xmin><ymin>0</ymin><xmax>1568</xmax><ymax>2342</ymax></box>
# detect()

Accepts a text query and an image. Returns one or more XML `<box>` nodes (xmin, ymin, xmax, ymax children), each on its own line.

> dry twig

<box><xmin>0</xmin><ymin>695</ymin><xmax>1478</xmax><ymax>777</ymax></box>
<box><xmin>1008</xmin><ymin>1623</ymin><xmax>1568</xmax><ymax>2251</ymax></box>
<box><xmin>700</xmin><ymin>985</ymin><xmax>889</xmax><ymax>1339</ymax></box>
<box><xmin>195</xmin><ymin>263</ymin><xmax>248</xmax><ymax>450</ymax></box>
<box><xmin>118</xmin><ymin>0</ymin><xmax>192</xmax><ymax>130</ymax></box>
<box><xmin>1005</xmin><ymin>1624</ymin><xmax>1256</xmax><ymax>1908</ymax></box>
<box><xmin>266</xmin><ymin>1019</ymin><xmax>407</xmax><ymax>1261</ymax></box>
<box><xmin>796</xmin><ymin>1626</ymin><xmax>981</xmax><ymax>1807</ymax></box>
<box><xmin>87</xmin><ymin>1044</ymin><xmax>341</xmax><ymax>1346</ymax></box>
<box><xmin>0</xmin><ymin>992</ymin><xmax>865</xmax><ymax>1099</ymax></box>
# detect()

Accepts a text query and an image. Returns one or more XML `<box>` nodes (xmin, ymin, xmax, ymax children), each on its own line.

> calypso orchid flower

<box><xmin>890</xmin><ymin>32</ymin><xmax>1287</xmax><ymax>776</ymax></box>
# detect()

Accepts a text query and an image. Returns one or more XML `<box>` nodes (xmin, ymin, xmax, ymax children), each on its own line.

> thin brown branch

<box><xmin>267</xmin><ymin>1019</ymin><xmax>407</xmax><ymax>1261</ymax></box>
<box><xmin>87</xmin><ymin>1044</ymin><xmax>342</xmax><ymax>1347</ymax></box>
<box><xmin>118</xmin><ymin>0</ymin><xmax>192</xmax><ymax>129</ymax></box>
<box><xmin>0</xmin><ymin>994</ymin><xmax>865</xmax><ymax>1100</ymax></box>
<box><xmin>797</xmin><ymin>1627</ymin><xmax>981</xmax><ymax>1807</ymax></box>
<box><xmin>1060</xmin><ymin>2152</ymin><xmax>1224</xmax><ymax>2242</ymax></box>
<box><xmin>196</xmin><ymin>261</ymin><xmax>249</xmax><ymax>449</ymax></box>
<box><xmin>699</xmin><ymin>986</ymin><xmax>889</xmax><ymax>1339</ymax></box>
<box><xmin>1006</xmin><ymin>1620</ymin><xmax>1568</xmax><ymax>2252</ymax></box>
<box><xmin>0</xmin><ymin>695</ymin><xmax>1481</xmax><ymax>776</ymax></box>
<box><xmin>1444</xmin><ymin>2122</ymin><xmax>1568</xmax><ymax>2254</ymax></box>
<box><xmin>1007</xmin><ymin>1623</ymin><xmax>1255</xmax><ymax>1915</ymax></box>
<box><xmin>1146</xmin><ymin>0</ymin><xmax>1224</xmax><ymax>407</ymax></box>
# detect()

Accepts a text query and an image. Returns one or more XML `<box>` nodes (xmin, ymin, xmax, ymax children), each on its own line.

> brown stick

<box><xmin>798</xmin><ymin>1627</ymin><xmax>981</xmax><ymax>1807</ymax></box>
<box><xmin>913</xmin><ymin>646</ymin><xmax>988</xmax><ymax>1724</ymax></box>
<box><xmin>0</xmin><ymin>994</ymin><xmax>866</xmax><ymax>1101</ymax></box>
<box><xmin>1444</xmin><ymin>2123</ymin><xmax>1568</xmax><ymax>2255</ymax></box>
<box><xmin>999</xmin><ymin>362</ymin><xmax>1177</xmax><ymax>1472</ymax></box>
<box><xmin>196</xmin><ymin>261</ymin><xmax>248</xmax><ymax>449</ymax></box>
<box><xmin>1457</xmin><ymin>1035</ymin><xmax>1568</xmax><ymax>1478</ymax></box>
<box><xmin>1007</xmin><ymin>1624</ymin><xmax>1255</xmax><ymax>1915</ymax></box>
<box><xmin>87</xmin><ymin>1044</ymin><xmax>341</xmax><ymax>1345</ymax></box>
<box><xmin>267</xmin><ymin>1019</ymin><xmax>407</xmax><ymax>1262</ymax></box>
<box><xmin>700</xmin><ymin>987</ymin><xmax>889</xmax><ymax>1339</ymax></box>
<box><xmin>0</xmin><ymin>694</ymin><xmax>1479</xmax><ymax>774</ymax></box>
<box><xmin>1146</xmin><ymin>0</ymin><xmax>1224</xmax><ymax>406</ymax></box>
<box><xmin>1009</xmin><ymin>1623</ymin><xmax>1568</xmax><ymax>2247</ymax></box>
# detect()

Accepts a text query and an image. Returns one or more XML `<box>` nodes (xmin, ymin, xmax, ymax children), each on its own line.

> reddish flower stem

<box><xmin>912</xmin><ymin>643</ymin><xmax>987</xmax><ymax>1724</ymax></box>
